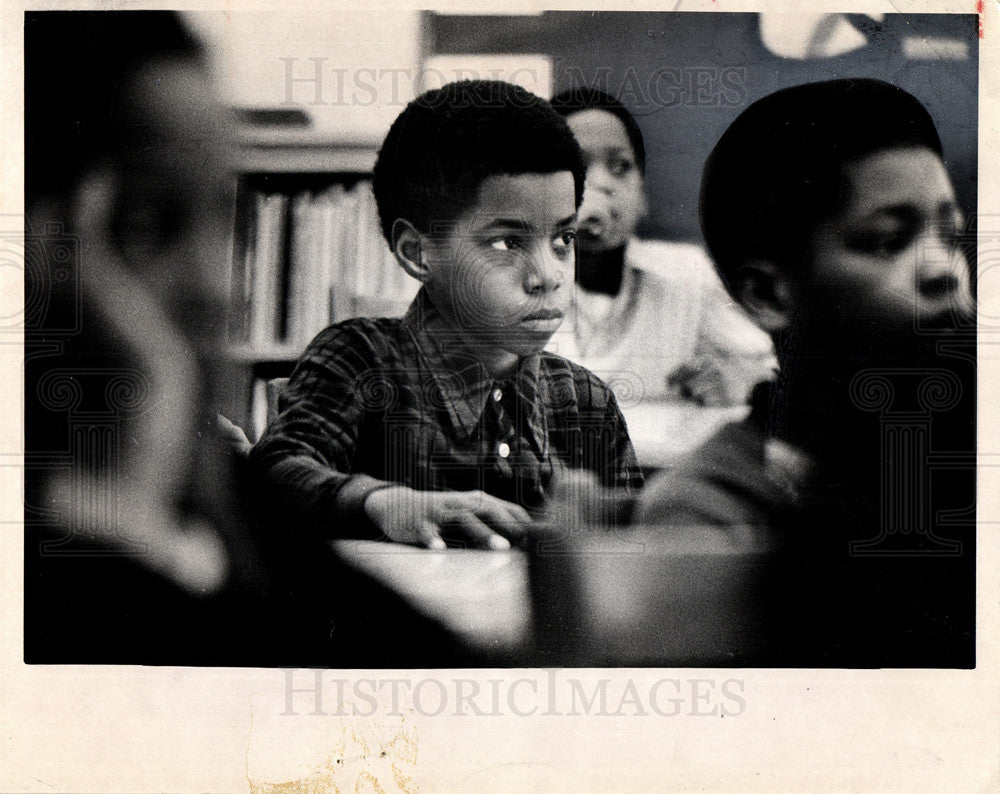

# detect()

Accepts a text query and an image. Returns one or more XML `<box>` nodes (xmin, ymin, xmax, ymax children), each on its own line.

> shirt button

<box><xmin>492</xmin><ymin>387</ymin><xmax>503</xmax><ymax>402</ymax></box>
<box><xmin>497</xmin><ymin>442</ymin><xmax>511</xmax><ymax>459</ymax></box>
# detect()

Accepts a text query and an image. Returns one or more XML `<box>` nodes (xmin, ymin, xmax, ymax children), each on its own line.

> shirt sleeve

<box><xmin>553</xmin><ymin>360</ymin><xmax>644</xmax><ymax>502</ymax></box>
<box><xmin>248</xmin><ymin>322</ymin><xmax>396</xmax><ymax>538</ymax></box>
<box><xmin>570</xmin><ymin>369</ymin><xmax>643</xmax><ymax>493</ymax></box>
<box><xmin>583</xmin><ymin>386</ymin><xmax>643</xmax><ymax>526</ymax></box>
<box><xmin>604</xmin><ymin>390</ymin><xmax>644</xmax><ymax>494</ymax></box>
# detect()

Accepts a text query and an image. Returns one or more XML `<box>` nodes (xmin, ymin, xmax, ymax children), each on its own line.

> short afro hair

<box><xmin>700</xmin><ymin>78</ymin><xmax>944</xmax><ymax>291</ymax></box>
<box><xmin>372</xmin><ymin>80</ymin><xmax>585</xmax><ymax>244</ymax></box>
<box><xmin>550</xmin><ymin>87</ymin><xmax>647</xmax><ymax>176</ymax></box>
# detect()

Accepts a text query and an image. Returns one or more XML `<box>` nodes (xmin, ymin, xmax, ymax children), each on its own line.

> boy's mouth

<box><xmin>519</xmin><ymin>308</ymin><xmax>564</xmax><ymax>333</ymax></box>
<box><xmin>523</xmin><ymin>308</ymin><xmax>564</xmax><ymax>321</ymax></box>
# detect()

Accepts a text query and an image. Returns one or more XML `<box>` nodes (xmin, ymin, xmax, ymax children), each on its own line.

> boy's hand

<box><xmin>363</xmin><ymin>487</ymin><xmax>533</xmax><ymax>550</ymax></box>
<box><xmin>667</xmin><ymin>356</ymin><xmax>735</xmax><ymax>407</ymax></box>
<box><xmin>216</xmin><ymin>414</ymin><xmax>253</xmax><ymax>457</ymax></box>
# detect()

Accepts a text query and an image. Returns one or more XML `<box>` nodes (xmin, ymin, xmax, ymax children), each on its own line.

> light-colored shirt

<box><xmin>547</xmin><ymin>238</ymin><xmax>776</xmax><ymax>404</ymax></box>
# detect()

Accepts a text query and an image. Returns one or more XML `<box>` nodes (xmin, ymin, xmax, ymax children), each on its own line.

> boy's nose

<box><xmin>577</xmin><ymin>186</ymin><xmax>615</xmax><ymax>238</ymax></box>
<box><xmin>918</xmin><ymin>273</ymin><xmax>961</xmax><ymax>300</ymax></box>
<box><xmin>916</xmin><ymin>241</ymin><xmax>973</xmax><ymax>316</ymax></box>
<box><xmin>916</xmin><ymin>237</ymin><xmax>972</xmax><ymax>311</ymax></box>
<box><xmin>525</xmin><ymin>249</ymin><xmax>564</xmax><ymax>294</ymax></box>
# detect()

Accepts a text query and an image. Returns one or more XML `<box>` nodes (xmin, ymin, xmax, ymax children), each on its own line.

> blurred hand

<box><xmin>363</xmin><ymin>487</ymin><xmax>533</xmax><ymax>550</ymax></box>
<box><xmin>44</xmin><ymin>186</ymin><xmax>230</xmax><ymax>595</ymax></box>
<box><xmin>216</xmin><ymin>414</ymin><xmax>253</xmax><ymax>458</ymax></box>
<box><xmin>542</xmin><ymin>469</ymin><xmax>633</xmax><ymax>533</ymax></box>
<box><xmin>667</xmin><ymin>356</ymin><xmax>738</xmax><ymax>406</ymax></box>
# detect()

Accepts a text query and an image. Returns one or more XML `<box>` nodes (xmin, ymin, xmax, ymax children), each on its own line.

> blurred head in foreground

<box><xmin>700</xmin><ymin>77</ymin><xmax>972</xmax><ymax>357</ymax></box>
<box><xmin>26</xmin><ymin>11</ymin><xmax>234</xmax><ymax>341</ymax></box>
<box><xmin>23</xmin><ymin>11</ymin><xmax>269</xmax><ymax>663</ymax></box>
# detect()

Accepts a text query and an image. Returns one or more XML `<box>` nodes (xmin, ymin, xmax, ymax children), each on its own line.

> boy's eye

<box><xmin>848</xmin><ymin>227</ymin><xmax>915</xmax><ymax>257</ymax></box>
<box><xmin>551</xmin><ymin>230</ymin><xmax>576</xmax><ymax>260</ymax></box>
<box><xmin>608</xmin><ymin>157</ymin><xmax>634</xmax><ymax>178</ymax></box>
<box><xmin>489</xmin><ymin>237</ymin><xmax>522</xmax><ymax>252</ymax></box>
<box><xmin>553</xmin><ymin>229</ymin><xmax>577</xmax><ymax>249</ymax></box>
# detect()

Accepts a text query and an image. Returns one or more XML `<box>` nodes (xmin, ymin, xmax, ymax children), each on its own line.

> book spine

<box><xmin>250</xmin><ymin>192</ymin><xmax>290</xmax><ymax>345</ymax></box>
<box><xmin>228</xmin><ymin>183</ymin><xmax>255</xmax><ymax>343</ymax></box>
<box><xmin>285</xmin><ymin>190</ymin><xmax>313</xmax><ymax>346</ymax></box>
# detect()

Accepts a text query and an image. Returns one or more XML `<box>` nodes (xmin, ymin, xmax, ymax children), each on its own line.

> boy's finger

<box><xmin>450</xmin><ymin>511</ymin><xmax>510</xmax><ymax>550</ymax></box>
<box><xmin>475</xmin><ymin>501</ymin><xmax>532</xmax><ymax>532</ymax></box>
<box><xmin>477</xmin><ymin>504</ymin><xmax>529</xmax><ymax>541</ymax></box>
<box><xmin>477</xmin><ymin>496</ymin><xmax>534</xmax><ymax>538</ymax></box>
<box><xmin>474</xmin><ymin>492</ymin><xmax>532</xmax><ymax>524</ymax></box>
<box><xmin>503</xmin><ymin>501</ymin><xmax>534</xmax><ymax>525</ymax></box>
<box><xmin>414</xmin><ymin>519</ymin><xmax>447</xmax><ymax>550</ymax></box>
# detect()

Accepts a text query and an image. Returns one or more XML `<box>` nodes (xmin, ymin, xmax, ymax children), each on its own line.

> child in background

<box><xmin>634</xmin><ymin>78</ymin><xmax>975</xmax><ymax>665</ymax></box>
<box><xmin>547</xmin><ymin>88</ymin><xmax>776</xmax><ymax>406</ymax></box>
<box><xmin>251</xmin><ymin>80</ymin><xmax>642</xmax><ymax>551</ymax></box>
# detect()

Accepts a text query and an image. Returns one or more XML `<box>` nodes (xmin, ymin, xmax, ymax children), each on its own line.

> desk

<box><xmin>332</xmin><ymin>540</ymin><xmax>531</xmax><ymax>657</ymax></box>
<box><xmin>328</xmin><ymin>403</ymin><xmax>760</xmax><ymax>664</ymax></box>
<box><xmin>331</xmin><ymin>530</ymin><xmax>774</xmax><ymax>666</ymax></box>
<box><xmin>620</xmin><ymin>401</ymin><xmax>748</xmax><ymax>469</ymax></box>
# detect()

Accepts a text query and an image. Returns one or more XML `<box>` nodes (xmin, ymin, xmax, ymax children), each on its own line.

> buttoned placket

<box><xmin>488</xmin><ymin>382</ymin><xmax>517</xmax><ymax>479</ymax></box>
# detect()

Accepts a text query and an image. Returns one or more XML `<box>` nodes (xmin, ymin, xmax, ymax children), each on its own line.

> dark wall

<box><xmin>431</xmin><ymin>12</ymin><xmax>978</xmax><ymax>244</ymax></box>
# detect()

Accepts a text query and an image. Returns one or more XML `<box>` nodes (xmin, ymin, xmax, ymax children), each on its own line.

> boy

<box><xmin>634</xmin><ymin>78</ymin><xmax>975</xmax><ymax>665</ymax></box>
<box><xmin>251</xmin><ymin>80</ymin><xmax>642</xmax><ymax>551</ymax></box>
<box><xmin>547</xmin><ymin>87</ymin><xmax>775</xmax><ymax>405</ymax></box>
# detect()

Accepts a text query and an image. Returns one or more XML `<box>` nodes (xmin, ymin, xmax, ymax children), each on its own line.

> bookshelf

<box><xmin>236</xmin><ymin>134</ymin><xmax>381</xmax><ymax>173</ymax></box>
<box><xmin>224</xmin><ymin>137</ymin><xmax>419</xmax><ymax>438</ymax></box>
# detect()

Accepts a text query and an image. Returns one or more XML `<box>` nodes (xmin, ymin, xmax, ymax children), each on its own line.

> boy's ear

<box><xmin>391</xmin><ymin>219</ymin><xmax>429</xmax><ymax>282</ymax></box>
<box><xmin>733</xmin><ymin>259</ymin><xmax>795</xmax><ymax>334</ymax></box>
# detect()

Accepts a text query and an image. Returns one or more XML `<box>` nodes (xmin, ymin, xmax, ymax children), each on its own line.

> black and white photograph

<box><xmin>6</xmin><ymin>2</ymin><xmax>998</xmax><ymax>791</ymax></box>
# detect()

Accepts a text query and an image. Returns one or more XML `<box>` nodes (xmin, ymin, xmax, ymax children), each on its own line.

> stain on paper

<box><xmin>247</xmin><ymin>708</ymin><xmax>418</xmax><ymax>794</ymax></box>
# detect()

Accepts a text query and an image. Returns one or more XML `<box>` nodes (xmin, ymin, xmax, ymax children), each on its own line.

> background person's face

<box><xmin>423</xmin><ymin>171</ymin><xmax>576</xmax><ymax>358</ymax></box>
<box><xmin>566</xmin><ymin>108</ymin><xmax>646</xmax><ymax>254</ymax></box>
<box><xmin>805</xmin><ymin>146</ymin><xmax>972</xmax><ymax>342</ymax></box>
<box><xmin>114</xmin><ymin>60</ymin><xmax>236</xmax><ymax>344</ymax></box>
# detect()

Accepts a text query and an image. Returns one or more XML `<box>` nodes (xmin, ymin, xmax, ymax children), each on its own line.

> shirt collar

<box><xmin>402</xmin><ymin>289</ymin><xmax>547</xmax><ymax>448</ymax></box>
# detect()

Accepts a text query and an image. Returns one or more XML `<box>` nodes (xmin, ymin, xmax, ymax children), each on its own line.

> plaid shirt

<box><xmin>250</xmin><ymin>289</ymin><xmax>642</xmax><ymax>536</ymax></box>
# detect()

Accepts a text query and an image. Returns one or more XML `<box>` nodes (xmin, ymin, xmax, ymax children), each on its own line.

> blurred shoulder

<box><xmin>626</xmin><ymin>238</ymin><xmax>720</xmax><ymax>284</ymax></box>
<box><xmin>636</xmin><ymin>418</ymin><xmax>773</xmax><ymax>528</ymax></box>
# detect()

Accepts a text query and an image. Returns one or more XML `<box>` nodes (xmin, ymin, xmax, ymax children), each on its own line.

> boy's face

<box><xmin>423</xmin><ymin>171</ymin><xmax>577</xmax><ymax>359</ymax></box>
<box><xmin>804</xmin><ymin>146</ymin><xmax>972</xmax><ymax>340</ymax></box>
<box><xmin>566</xmin><ymin>109</ymin><xmax>646</xmax><ymax>253</ymax></box>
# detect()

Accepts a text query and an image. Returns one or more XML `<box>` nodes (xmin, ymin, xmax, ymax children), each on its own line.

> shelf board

<box><xmin>235</xmin><ymin>134</ymin><xmax>379</xmax><ymax>173</ymax></box>
<box><xmin>226</xmin><ymin>343</ymin><xmax>303</xmax><ymax>363</ymax></box>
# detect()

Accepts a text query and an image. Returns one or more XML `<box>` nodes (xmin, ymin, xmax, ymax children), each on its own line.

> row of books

<box><xmin>228</xmin><ymin>179</ymin><xmax>418</xmax><ymax>347</ymax></box>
